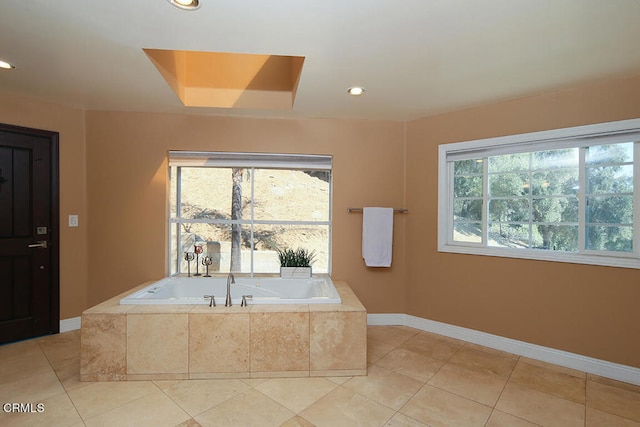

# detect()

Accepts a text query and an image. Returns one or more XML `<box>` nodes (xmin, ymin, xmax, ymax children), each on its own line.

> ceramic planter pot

<box><xmin>280</xmin><ymin>266</ymin><xmax>312</xmax><ymax>279</ymax></box>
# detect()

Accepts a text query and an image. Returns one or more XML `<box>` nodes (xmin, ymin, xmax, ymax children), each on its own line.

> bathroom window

<box><xmin>169</xmin><ymin>152</ymin><xmax>332</xmax><ymax>275</ymax></box>
<box><xmin>438</xmin><ymin>119</ymin><xmax>640</xmax><ymax>269</ymax></box>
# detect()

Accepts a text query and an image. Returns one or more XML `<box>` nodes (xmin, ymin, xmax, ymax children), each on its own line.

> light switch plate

<box><xmin>68</xmin><ymin>215</ymin><xmax>79</xmax><ymax>227</ymax></box>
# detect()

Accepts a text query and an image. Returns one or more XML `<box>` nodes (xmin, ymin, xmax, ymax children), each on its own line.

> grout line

<box><xmin>36</xmin><ymin>337</ymin><xmax>87</xmax><ymax>424</ymax></box>
<box><xmin>79</xmin><ymin>389</ymin><xmax>164</xmax><ymax>424</ymax></box>
<box><xmin>584</xmin><ymin>378</ymin><xmax>587</xmax><ymax>427</ymax></box>
<box><xmin>484</xmin><ymin>355</ymin><xmax>521</xmax><ymax>427</ymax></box>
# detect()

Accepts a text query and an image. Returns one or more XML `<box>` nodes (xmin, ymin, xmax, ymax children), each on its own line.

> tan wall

<box><xmin>405</xmin><ymin>74</ymin><xmax>640</xmax><ymax>368</ymax></box>
<box><xmin>4</xmin><ymin>72</ymin><xmax>640</xmax><ymax>369</ymax></box>
<box><xmin>0</xmin><ymin>93</ymin><xmax>88</xmax><ymax>319</ymax></box>
<box><xmin>84</xmin><ymin>112</ymin><xmax>407</xmax><ymax>312</ymax></box>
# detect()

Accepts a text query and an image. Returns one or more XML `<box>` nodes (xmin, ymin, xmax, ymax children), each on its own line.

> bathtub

<box><xmin>119</xmin><ymin>275</ymin><xmax>342</xmax><ymax>305</ymax></box>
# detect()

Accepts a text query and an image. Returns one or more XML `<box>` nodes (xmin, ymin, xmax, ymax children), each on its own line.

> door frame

<box><xmin>1</xmin><ymin>122</ymin><xmax>60</xmax><ymax>335</ymax></box>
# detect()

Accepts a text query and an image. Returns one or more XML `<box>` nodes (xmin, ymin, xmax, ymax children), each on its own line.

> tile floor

<box><xmin>1</xmin><ymin>325</ymin><xmax>639</xmax><ymax>426</ymax></box>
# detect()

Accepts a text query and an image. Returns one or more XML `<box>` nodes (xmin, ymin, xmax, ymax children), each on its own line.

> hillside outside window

<box><xmin>169</xmin><ymin>152</ymin><xmax>332</xmax><ymax>275</ymax></box>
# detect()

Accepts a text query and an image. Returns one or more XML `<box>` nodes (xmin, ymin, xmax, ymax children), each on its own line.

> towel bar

<box><xmin>347</xmin><ymin>208</ymin><xmax>408</xmax><ymax>213</ymax></box>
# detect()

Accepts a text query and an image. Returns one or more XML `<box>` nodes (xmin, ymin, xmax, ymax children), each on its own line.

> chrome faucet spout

<box><xmin>225</xmin><ymin>273</ymin><xmax>235</xmax><ymax>306</ymax></box>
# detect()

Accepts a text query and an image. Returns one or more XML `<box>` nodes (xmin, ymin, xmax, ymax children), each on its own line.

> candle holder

<box><xmin>202</xmin><ymin>256</ymin><xmax>213</xmax><ymax>277</ymax></box>
<box><xmin>184</xmin><ymin>252</ymin><xmax>195</xmax><ymax>277</ymax></box>
<box><xmin>194</xmin><ymin>245</ymin><xmax>203</xmax><ymax>276</ymax></box>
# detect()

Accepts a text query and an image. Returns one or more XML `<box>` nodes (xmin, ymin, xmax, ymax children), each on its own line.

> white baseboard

<box><xmin>368</xmin><ymin>313</ymin><xmax>640</xmax><ymax>386</ymax></box>
<box><xmin>60</xmin><ymin>316</ymin><xmax>81</xmax><ymax>333</ymax></box>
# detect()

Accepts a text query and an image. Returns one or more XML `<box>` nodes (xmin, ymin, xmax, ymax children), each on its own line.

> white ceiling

<box><xmin>1</xmin><ymin>0</ymin><xmax>639</xmax><ymax>121</ymax></box>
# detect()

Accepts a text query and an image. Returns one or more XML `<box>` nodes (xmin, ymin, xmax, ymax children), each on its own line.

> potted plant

<box><xmin>276</xmin><ymin>247</ymin><xmax>316</xmax><ymax>279</ymax></box>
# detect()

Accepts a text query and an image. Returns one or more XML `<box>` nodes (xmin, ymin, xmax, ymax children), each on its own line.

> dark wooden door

<box><xmin>0</xmin><ymin>124</ymin><xmax>59</xmax><ymax>345</ymax></box>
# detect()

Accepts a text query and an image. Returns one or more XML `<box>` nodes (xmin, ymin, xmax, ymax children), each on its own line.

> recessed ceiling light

<box><xmin>0</xmin><ymin>60</ymin><xmax>15</xmax><ymax>70</ymax></box>
<box><xmin>167</xmin><ymin>0</ymin><xmax>200</xmax><ymax>10</ymax></box>
<box><xmin>347</xmin><ymin>86</ymin><xmax>365</xmax><ymax>96</ymax></box>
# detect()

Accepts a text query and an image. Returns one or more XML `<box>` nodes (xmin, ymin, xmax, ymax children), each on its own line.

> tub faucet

<box><xmin>225</xmin><ymin>273</ymin><xmax>235</xmax><ymax>306</ymax></box>
<box><xmin>203</xmin><ymin>295</ymin><xmax>216</xmax><ymax>307</ymax></box>
<box><xmin>241</xmin><ymin>295</ymin><xmax>253</xmax><ymax>307</ymax></box>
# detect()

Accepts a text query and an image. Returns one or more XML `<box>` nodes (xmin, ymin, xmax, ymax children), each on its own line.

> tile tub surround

<box><xmin>80</xmin><ymin>280</ymin><xmax>367</xmax><ymax>381</ymax></box>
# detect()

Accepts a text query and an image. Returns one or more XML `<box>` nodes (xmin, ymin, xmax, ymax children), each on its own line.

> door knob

<box><xmin>27</xmin><ymin>241</ymin><xmax>48</xmax><ymax>249</ymax></box>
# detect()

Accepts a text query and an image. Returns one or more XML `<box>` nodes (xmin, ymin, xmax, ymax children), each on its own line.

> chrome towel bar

<box><xmin>347</xmin><ymin>208</ymin><xmax>408</xmax><ymax>213</ymax></box>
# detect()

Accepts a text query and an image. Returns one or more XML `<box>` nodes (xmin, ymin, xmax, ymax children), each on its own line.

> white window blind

<box><xmin>168</xmin><ymin>151</ymin><xmax>332</xmax><ymax>170</ymax></box>
<box><xmin>446</xmin><ymin>129</ymin><xmax>640</xmax><ymax>162</ymax></box>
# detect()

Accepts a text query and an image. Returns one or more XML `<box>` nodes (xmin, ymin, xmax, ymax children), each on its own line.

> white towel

<box><xmin>362</xmin><ymin>207</ymin><xmax>394</xmax><ymax>267</ymax></box>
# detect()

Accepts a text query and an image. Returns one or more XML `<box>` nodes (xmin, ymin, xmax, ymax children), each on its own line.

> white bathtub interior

<box><xmin>119</xmin><ymin>275</ymin><xmax>342</xmax><ymax>305</ymax></box>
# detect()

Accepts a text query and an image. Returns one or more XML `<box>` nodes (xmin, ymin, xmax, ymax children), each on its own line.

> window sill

<box><xmin>438</xmin><ymin>243</ymin><xmax>640</xmax><ymax>270</ymax></box>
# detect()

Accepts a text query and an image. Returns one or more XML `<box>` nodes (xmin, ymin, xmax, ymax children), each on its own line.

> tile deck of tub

<box><xmin>80</xmin><ymin>280</ymin><xmax>367</xmax><ymax>381</ymax></box>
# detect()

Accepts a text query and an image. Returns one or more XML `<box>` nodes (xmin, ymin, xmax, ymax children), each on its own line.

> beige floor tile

<box><xmin>300</xmin><ymin>386</ymin><xmax>395</xmax><ymax>427</ymax></box>
<box><xmin>427</xmin><ymin>363</ymin><xmax>509</xmax><ymax>406</ymax></box>
<box><xmin>375</xmin><ymin>348</ymin><xmax>444</xmax><ymax>382</ymax></box>
<box><xmin>368</xmin><ymin>326</ymin><xmax>419</xmax><ymax>347</ymax></box>
<box><xmin>153</xmin><ymin>379</ymin><xmax>182</xmax><ymax>390</ymax></box>
<box><xmin>462</xmin><ymin>342</ymin><xmax>519</xmax><ymax>360</ymax></box>
<box><xmin>195</xmin><ymin>388</ymin><xmax>294</xmax><ymax>427</ymax></box>
<box><xmin>400</xmin><ymin>384</ymin><xmax>492</xmax><ymax>427</ymax></box>
<box><xmin>420</xmin><ymin>331</ymin><xmax>467</xmax><ymax>347</ymax></box>
<box><xmin>84</xmin><ymin>390</ymin><xmax>190</xmax><ymax>427</ymax></box>
<box><xmin>368</xmin><ymin>337</ymin><xmax>396</xmax><ymax>364</ymax></box>
<box><xmin>496</xmin><ymin>382</ymin><xmax>585</xmax><ymax>427</ymax></box>
<box><xmin>446</xmin><ymin>347</ymin><xmax>517</xmax><ymax>377</ymax></box>
<box><xmin>281</xmin><ymin>415</ymin><xmax>317</xmax><ymax>427</ymax></box>
<box><xmin>484</xmin><ymin>410</ymin><xmax>540</xmax><ymax>427</ymax></box>
<box><xmin>519</xmin><ymin>357</ymin><xmax>586</xmax><ymax>379</ymax></box>
<box><xmin>8</xmin><ymin>326</ymin><xmax>640</xmax><ymax>427</ymax></box>
<box><xmin>67</xmin><ymin>380</ymin><xmax>159</xmax><ymax>419</ymax></box>
<box><xmin>0</xmin><ymin>347</ymin><xmax>52</xmax><ymax>384</ymax></box>
<box><xmin>37</xmin><ymin>330</ymin><xmax>81</xmax><ymax>369</ymax></box>
<box><xmin>53</xmin><ymin>356</ymin><xmax>88</xmax><ymax>392</ymax></box>
<box><xmin>255</xmin><ymin>377</ymin><xmax>339</xmax><ymax>413</ymax></box>
<box><xmin>0</xmin><ymin>337</ymin><xmax>43</xmax><ymax>361</ymax></box>
<box><xmin>586</xmin><ymin>407</ymin><xmax>640</xmax><ymax>426</ymax></box>
<box><xmin>344</xmin><ymin>364</ymin><xmax>423</xmax><ymax>410</ymax></box>
<box><xmin>161</xmin><ymin>378</ymin><xmax>249</xmax><ymax>416</ymax></box>
<box><xmin>327</xmin><ymin>376</ymin><xmax>352</xmax><ymax>385</ymax></box>
<box><xmin>399</xmin><ymin>332</ymin><xmax>464</xmax><ymax>361</ymax></box>
<box><xmin>587</xmin><ymin>374</ymin><xmax>640</xmax><ymax>394</ymax></box>
<box><xmin>587</xmin><ymin>380</ymin><xmax>640</xmax><ymax>422</ymax></box>
<box><xmin>0</xmin><ymin>391</ymin><xmax>82</xmax><ymax>427</ymax></box>
<box><xmin>175</xmin><ymin>418</ymin><xmax>204</xmax><ymax>427</ymax></box>
<box><xmin>383</xmin><ymin>412</ymin><xmax>429</xmax><ymax>426</ymax></box>
<box><xmin>240</xmin><ymin>377</ymin><xmax>270</xmax><ymax>387</ymax></box>
<box><xmin>393</xmin><ymin>326</ymin><xmax>424</xmax><ymax>333</ymax></box>
<box><xmin>510</xmin><ymin>359</ymin><xmax>586</xmax><ymax>403</ymax></box>
<box><xmin>0</xmin><ymin>369</ymin><xmax>65</xmax><ymax>404</ymax></box>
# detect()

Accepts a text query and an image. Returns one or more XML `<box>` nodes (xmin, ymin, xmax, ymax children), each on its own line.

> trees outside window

<box><xmin>439</xmin><ymin>119</ymin><xmax>640</xmax><ymax>269</ymax></box>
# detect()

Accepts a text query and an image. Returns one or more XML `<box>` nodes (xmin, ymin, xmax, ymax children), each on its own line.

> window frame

<box><xmin>438</xmin><ymin>118</ymin><xmax>640</xmax><ymax>269</ymax></box>
<box><xmin>168</xmin><ymin>151</ymin><xmax>333</xmax><ymax>276</ymax></box>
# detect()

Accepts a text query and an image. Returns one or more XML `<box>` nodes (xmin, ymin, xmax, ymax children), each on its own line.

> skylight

<box><xmin>144</xmin><ymin>49</ymin><xmax>305</xmax><ymax>110</ymax></box>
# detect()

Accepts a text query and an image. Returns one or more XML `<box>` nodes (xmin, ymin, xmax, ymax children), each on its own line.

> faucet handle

<box><xmin>240</xmin><ymin>295</ymin><xmax>253</xmax><ymax>307</ymax></box>
<box><xmin>203</xmin><ymin>295</ymin><xmax>216</xmax><ymax>307</ymax></box>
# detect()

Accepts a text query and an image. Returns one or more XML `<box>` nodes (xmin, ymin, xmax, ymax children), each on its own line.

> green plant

<box><xmin>276</xmin><ymin>247</ymin><xmax>316</xmax><ymax>267</ymax></box>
